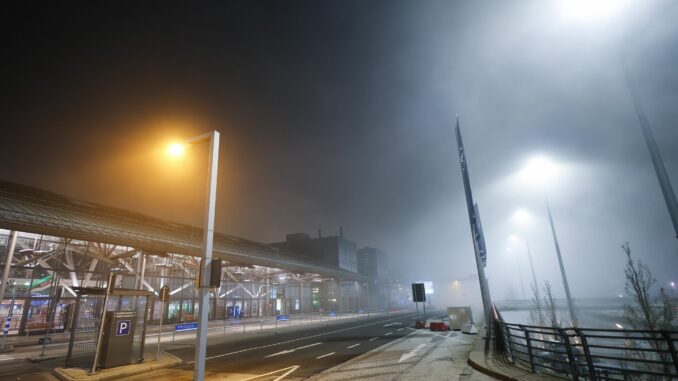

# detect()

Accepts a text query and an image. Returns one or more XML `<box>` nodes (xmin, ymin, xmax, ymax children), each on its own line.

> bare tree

<box><xmin>621</xmin><ymin>242</ymin><xmax>676</xmax><ymax>378</ymax></box>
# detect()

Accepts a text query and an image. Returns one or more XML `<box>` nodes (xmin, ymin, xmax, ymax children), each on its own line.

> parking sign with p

<box><xmin>116</xmin><ymin>319</ymin><xmax>131</xmax><ymax>336</ymax></box>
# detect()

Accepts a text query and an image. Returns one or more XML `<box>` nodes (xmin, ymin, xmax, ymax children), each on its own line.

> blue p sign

<box><xmin>116</xmin><ymin>320</ymin><xmax>131</xmax><ymax>336</ymax></box>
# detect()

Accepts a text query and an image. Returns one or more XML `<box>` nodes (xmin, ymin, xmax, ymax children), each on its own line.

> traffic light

<box><xmin>197</xmin><ymin>258</ymin><xmax>223</xmax><ymax>289</ymax></box>
<box><xmin>209</xmin><ymin>258</ymin><xmax>222</xmax><ymax>288</ymax></box>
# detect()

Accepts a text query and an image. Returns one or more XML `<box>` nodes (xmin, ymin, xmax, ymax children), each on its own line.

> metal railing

<box><xmin>494</xmin><ymin>320</ymin><xmax>678</xmax><ymax>380</ymax></box>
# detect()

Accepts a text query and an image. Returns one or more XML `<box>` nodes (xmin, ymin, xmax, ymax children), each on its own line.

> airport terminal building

<box><xmin>0</xmin><ymin>181</ymin><xmax>407</xmax><ymax>336</ymax></box>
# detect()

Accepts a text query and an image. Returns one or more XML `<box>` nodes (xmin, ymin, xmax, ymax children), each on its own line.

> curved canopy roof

<box><xmin>0</xmin><ymin>181</ymin><xmax>366</xmax><ymax>281</ymax></box>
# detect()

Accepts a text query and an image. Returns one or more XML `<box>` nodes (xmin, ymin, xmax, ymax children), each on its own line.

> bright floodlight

<box><xmin>167</xmin><ymin>142</ymin><xmax>186</xmax><ymax>157</ymax></box>
<box><xmin>559</xmin><ymin>0</ymin><xmax>628</xmax><ymax>22</ymax></box>
<box><xmin>513</xmin><ymin>209</ymin><xmax>531</xmax><ymax>223</ymax></box>
<box><xmin>520</xmin><ymin>156</ymin><xmax>558</xmax><ymax>186</ymax></box>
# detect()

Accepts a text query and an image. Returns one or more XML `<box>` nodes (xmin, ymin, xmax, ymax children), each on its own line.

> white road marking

<box><xmin>265</xmin><ymin>349</ymin><xmax>295</xmax><ymax>358</ymax></box>
<box><xmin>191</xmin><ymin>314</ymin><xmax>410</xmax><ymax>363</ymax></box>
<box><xmin>296</xmin><ymin>342</ymin><xmax>323</xmax><ymax>350</ymax></box>
<box><xmin>316</xmin><ymin>352</ymin><xmax>335</xmax><ymax>359</ymax></box>
<box><xmin>368</xmin><ymin>337</ymin><xmax>378</xmax><ymax>341</ymax></box>
<box><xmin>238</xmin><ymin>365</ymin><xmax>300</xmax><ymax>381</ymax></box>
<box><xmin>265</xmin><ymin>342</ymin><xmax>323</xmax><ymax>357</ymax></box>
<box><xmin>0</xmin><ymin>355</ymin><xmax>13</xmax><ymax>362</ymax></box>
<box><xmin>347</xmin><ymin>343</ymin><xmax>360</xmax><ymax>349</ymax></box>
<box><xmin>385</xmin><ymin>332</ymin><xmax>393</xmax><ymax>336</ymax></box>
<box><xmin>399</xmin><ymin>343</ymin><xmax>426</xmax><ymax>363</ymax></box>
<box><xmin>397</xmin><ymin>328</ymin><xmax>404</xmax><ymax>332</ymax></box>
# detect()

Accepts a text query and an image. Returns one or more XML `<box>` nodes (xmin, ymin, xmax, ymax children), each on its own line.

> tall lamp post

<box><xmin>518</xmin><ymin>157</ymin><xmax>579</xmax><ymax>326</ymax></box>
<box><xmin>168</xmin><ymin>130</ymin><xmax>220</xmax><ymax>381</ymax></box>
<box><xmin>624</xmin><ymin>65</ymin><xmax>678</xmax><ymax>239</ymax></box>
<box><xmin>510</xmin><ymin>234</ymin><xmax>545</xmax><ymax>326</ymax></box>
<box><xmin>454</xmin><ymin>119</ymin><xmax>493</xmax><ymax>332</ymax></box>
<box><xmin>546</xmin><ymin>201</ymin><xmax>578</xmax><ymax>327</ymax></box>
<box><xmin>558</xmin><ymin>1</ymin><xmax>678</xmax><ymax>239</ymax></box>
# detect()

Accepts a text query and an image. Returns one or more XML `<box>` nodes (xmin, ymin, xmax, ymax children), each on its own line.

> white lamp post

<box><xmin>168</xmin><ymin>131</ymin><xmax>220</xmax><ymax>381</ymax></box>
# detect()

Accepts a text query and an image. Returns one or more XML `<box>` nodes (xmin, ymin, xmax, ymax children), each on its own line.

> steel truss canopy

<box><xmin>0</xmin><ymin>181</ymin><xmax>366</xmax><ymax>281</ymax></box>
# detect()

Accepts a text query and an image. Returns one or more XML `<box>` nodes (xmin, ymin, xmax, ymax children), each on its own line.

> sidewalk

<box><xmin>53</xmin><ymin>351</ymin><xmax>182</xmax><ymax>381</ymax></box>
<box><xmin>467</xmin><ymin>333</ymin><xmax>563</xmax><ymax>381</ymax></box>
<box><xmin>306</xmin><ymin>327</ymin><xmax>495</xmax><ymax>381</ymax></box>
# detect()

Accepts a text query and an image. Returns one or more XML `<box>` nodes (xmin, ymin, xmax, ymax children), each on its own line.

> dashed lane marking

<box><xmin>347</xmin><ymin>343</ymin><xmax>360</xmax><ymax>349</ymax></box>
<box><xmin>316</xmin><ymin>352</ymin><xmax>335</xmax><ymax>359</ymax></box>
<box><xmin>368</xmin><ymin>337</ymin><xmax>378</xmax><ymax>341</ymax></box>
<box><xmin>190</xmin><ymin>314</ymin><xmax>413</xmax><ymax>363</ymax></box>
<box><xmin>264</xmin><ymin>342</ymin><xmax>323</xmax><ymax>358</ymax></box>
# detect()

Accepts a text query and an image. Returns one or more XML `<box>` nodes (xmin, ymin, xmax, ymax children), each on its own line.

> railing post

<box><xmin>662</xmin><ymin>331</ymin><xmax>678</xmax><ymax>377</ymax></box>
<box><xmin>505</xmin><ymin>324</ymin><xmax>516</xmax><ymax>364</ymax></box>
<box><xmin>520</xmin><ymin>325</ymin><xmax>536</xmax><ymax>373</ymax></box>
<box><xmin>558</xmin><ymin>328</ymin><xmax>579</xmax><ymax>381</ymax></box>
<box><xmin>575</xmin><ymin>328</ymin><xmax>596</xmax><ymax>381</ymax></box>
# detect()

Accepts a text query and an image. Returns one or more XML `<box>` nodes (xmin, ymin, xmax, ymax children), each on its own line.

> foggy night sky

<box><xmin>2</xmin><ymin>1</ymin><xmax>677</xmax><ymax>303</ymax></box>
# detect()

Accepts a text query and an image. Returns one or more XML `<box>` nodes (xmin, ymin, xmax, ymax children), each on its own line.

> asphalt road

<box><xmin>125</xmin><ymin>311</ymin><xmax>433</xmax><ymax>380</ymax></box>
<box><xmin>0</xmin><ymin>311</ymin><xmax>445</xmax><ymax>380</ymax></box>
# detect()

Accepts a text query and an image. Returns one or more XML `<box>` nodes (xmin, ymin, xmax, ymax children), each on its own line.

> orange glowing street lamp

<box><xmin>167</xmin><ymin>142</ymin><xmax>187</xmax><ymax>157</ymax></box>
<box><xmin>167</xmin><ymin>131</ymin><xmax>220</xmax><ymax>381</ymax></box>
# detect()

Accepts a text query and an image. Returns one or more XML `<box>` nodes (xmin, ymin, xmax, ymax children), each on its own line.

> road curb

<box><xmin>466</xmin><ymin>335</ymin><xmax>562</xmax><ymax>381</ymax></box>
<box><xmin>467</xmin><ymin>352</ymin><xmax>515</xmax><ymax>381</ymax></box>
<box><xmin>52</xmin><ymin>351</ymin><xmax>182</xmax><ymax>381</ymax></box>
